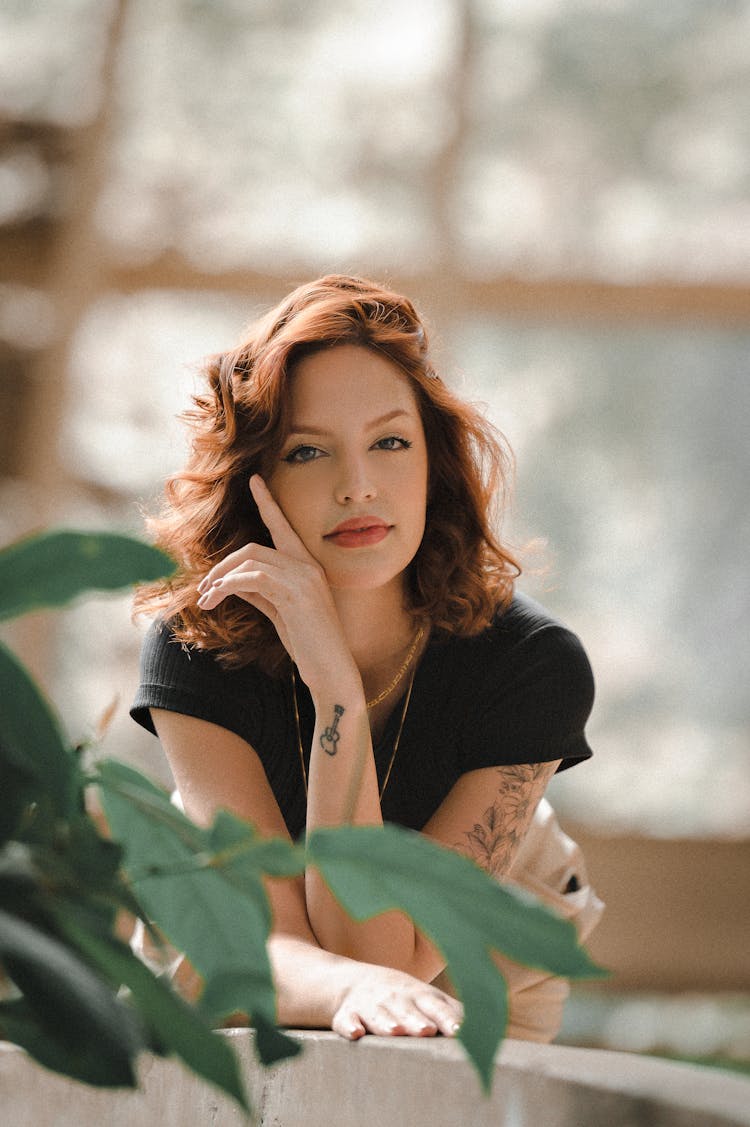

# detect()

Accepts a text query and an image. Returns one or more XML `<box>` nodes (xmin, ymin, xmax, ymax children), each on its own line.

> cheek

<box><xmin>266</xmin><ymin>469</ymin><xmax>301</xmax><ymax>517</ymax></box>
<box><xmin>409</xmin><ymin>458</ymin><xmax>429</xmax><ymax>516</ymax></box>
<box><xmin>270</xmin><ymin>479</ymin><xmax>322</xmax><ymax>552</ymax></box>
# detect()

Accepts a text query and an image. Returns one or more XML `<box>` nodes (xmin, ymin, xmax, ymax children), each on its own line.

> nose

<box><xmin>334</xmin><ymin>454</ymin><xmax>377</xmax><ymax>505</ymax></box>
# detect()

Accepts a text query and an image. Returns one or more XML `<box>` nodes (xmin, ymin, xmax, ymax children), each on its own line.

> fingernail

<box><xmin>211</xmin><ymin>578</ymin><xmax>223</xmax><ymax>588</ymax></box>
<box><xmin>197</xmin><ymin>578</ymin><xmax>208</xmax><ymax>593</ymax></box>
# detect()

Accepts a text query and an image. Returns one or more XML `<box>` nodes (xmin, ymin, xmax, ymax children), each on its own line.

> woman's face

<box><xmin>266</xmin><ymin>344</ymin><xmax>429</xmax><ymax>593</ymax></box>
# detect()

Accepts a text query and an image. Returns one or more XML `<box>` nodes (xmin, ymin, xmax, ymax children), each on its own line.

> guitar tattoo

<box><xmin>320</xmin><ymin>704</ymin><xmax>345</xmax><ymax>756</ymax></box>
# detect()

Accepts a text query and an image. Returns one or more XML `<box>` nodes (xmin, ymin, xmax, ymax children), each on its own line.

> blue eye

<box><xmin>374</xmin><ymin>436</ymin><xmax>412</xmax><ymax>451</ymax></box>
<box><xmin>283</xmin><ymin>444</ymin><xmax>323</xmax><ymax>464</ymax></box>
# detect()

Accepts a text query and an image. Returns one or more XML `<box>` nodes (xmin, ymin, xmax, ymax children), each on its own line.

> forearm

<box><xmin>268</xmin><ymin>932</ymin><xmax>461</xmax><ymax>1040</ymax></box>
<box><xmin>304</xmin><ymin>687</ymin><xmax>421</xmax><ymax>970</ymax></box>
<box><xmin>306</xmin><ymin>689</ymin><xmax>380</xmax><ymax>828</ymax></box>
<box><xmin>268</xmin><ymin>933</ymin><xmax>361</xmax><ymax>1027</ymax></box>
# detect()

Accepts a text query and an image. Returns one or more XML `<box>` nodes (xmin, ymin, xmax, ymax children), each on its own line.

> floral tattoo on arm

<box><xmin>457</xmin><ymin>761</ymin><xmax>558</xmax><ymax>877</ymax></box>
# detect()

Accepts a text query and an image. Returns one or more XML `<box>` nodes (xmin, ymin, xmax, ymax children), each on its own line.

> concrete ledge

<box><xmin>2</xmin><ymin>1030</ymin><xmax>749</xmax><ymax>1127</ymax></box>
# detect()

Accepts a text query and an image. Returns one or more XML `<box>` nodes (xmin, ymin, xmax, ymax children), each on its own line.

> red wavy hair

<box><xmin>134</xmin><ymin>275</ymin><xmax>521</xmax><ymax>669</ymax></box>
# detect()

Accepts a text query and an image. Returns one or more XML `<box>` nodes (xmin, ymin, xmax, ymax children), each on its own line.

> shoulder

<box><xmin>430</xmin><ymin>592</ymin><xmax>595</xmax><ymax>771</ymax></box>
<box><xmin>131</xmin><ymin>616</ymin><xmax>281</xmax><ymax>739</ymax></box>
<box><xmin>494</xmin><ymin>593</ymin><xmax>593</xmax><ymax>681</ymax></box>
<box><xmin>137</xmin><ymin>616</ymin><xmax>229</xmax><ymax>689</ymax></box>
<box><xmin>139</xmin><ymin>616</ymin><xmax>268</xmax><ymax>680</ymax></box>
<box><xmin>489</xmin><ymin>592</ymin><xmax>594</xmax><ymax>714</ymax></box>
<box><xmin>439</xmin><ymin>592</ymin><xmax>592</xmax><ymax>687</ymax></box>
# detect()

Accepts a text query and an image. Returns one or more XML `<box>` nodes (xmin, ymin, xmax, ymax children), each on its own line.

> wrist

<box><xmin>307</xmin><ymin>667</ymin><xmax>366</xmax><ymax>713</ymax></box>
<box><xmin>268</xmin><ymin>934</ymin><xmax>361</xmax><ymax>1026</ymax></box>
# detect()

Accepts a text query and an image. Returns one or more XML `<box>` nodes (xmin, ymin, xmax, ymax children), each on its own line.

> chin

<box><xmin>323</xmin><ymin>560</ymin><xmax>411</xmax><ymax>593</ymax></box>
<box><xmin>316</xmin><ymin>536</ymin><xmax>423</xmax><ymax>594</ymax></box>
<box><xmin>326</xmin><ymin>572</ymin><xmax>400</xmax><ymax>592</ymax></box>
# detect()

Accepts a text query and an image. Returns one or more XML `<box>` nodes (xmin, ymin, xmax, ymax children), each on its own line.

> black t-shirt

<box><xmin>131</xmin><ymin>593</ymin><xmax>594</xmax><ymax>840</ymax></box>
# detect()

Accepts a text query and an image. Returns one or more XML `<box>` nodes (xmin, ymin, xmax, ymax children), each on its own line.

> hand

<box><xmin>196</xmin><ymin>476</ymin><xmax>358</xmax><ymax>695</ymax></box>
<box><xmin>331</xmin><ymin>966</ymin><xmax>463</xmax><ymax>1041</ymax></box>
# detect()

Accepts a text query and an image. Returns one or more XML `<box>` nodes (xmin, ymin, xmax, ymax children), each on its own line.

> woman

<box><xmin>131</xmin><ymin>274</ymin><xmax>601</xmax><ymax>1043</ymax></box>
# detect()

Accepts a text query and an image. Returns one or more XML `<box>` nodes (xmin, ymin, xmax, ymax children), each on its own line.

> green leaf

<box><xmin>0</xmin><ymin>757</ymin><xmax>36</xmax><ymax>845</ymax></box>
<box><xmin>307</xmin><ymin>824</ymin><xmax>607</xmax><ymax>1090</ymax></box>
<box><xmin>52</xmin><ymin>906</ymin><xmax>249</xmax><ymax>1113</ymax></box>
<box><xmin>98</xmin><ymin>761</ymin><xmax>281</xmax><ymax>1028</ymax></box>
<box><xmin>0</xmin><ymin>830</ymin><xmax>133</xmax><ymax>945</ymax></box>
<box><xmin>0</xmin><ymin>529</ymin><xmax>175</xmax><ymax>622</ymax></box>
<box><xmin>0</xmin><ymin>997</ymin><xmax>137</xmax><ymax>1089</ymax></box>
<box><xmin>208</xmin><ymin>810</ymin><xmax>305</xmax><ymax>882</ymax></box>
<box><xmin>95</xmin><ymin>760</ymin><xmax>207</xmax><ymax>854</ymax></box>
<box><xmin>0</xmin><ymin>640</ymin><xmax>77</xmax><ymax>820</ymax></box>
<box><xmin>0</xmin><ymin>908</ymin><xmax>144</xmax><ymax>1087</ymax></box>
<box><xmin>253</xmin><ymin>1013</ymin><xmax>302</xmax><ymax>1067</ymax></box>
<box><xmin>0</xmin><ymin>840</ymin><xmax>39</xmax><ymax>895</ymax></box>
<box><xmin>64</xmin><ymin>814</ymin><xmax>125</xmax><ymax>892</ymax></box>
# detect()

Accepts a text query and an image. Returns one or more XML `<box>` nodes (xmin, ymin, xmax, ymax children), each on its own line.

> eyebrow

<box><xmin>287</xmin><ymin>408</ymin><xmax>413</xmax><ymax>437</ymax></box>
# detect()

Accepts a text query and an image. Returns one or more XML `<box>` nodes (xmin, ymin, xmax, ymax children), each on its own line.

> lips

<box><xmin>325</xmin><ymin>516</ymin><xmax>388</xmax><ymax>536</ymax></box>
<box><xmin>324</xmin><ymin>516</ymin><xmax>391</xmax><ymax>548</ymax></box>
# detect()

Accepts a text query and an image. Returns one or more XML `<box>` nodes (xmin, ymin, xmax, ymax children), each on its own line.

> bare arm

<box><xmin>445</xmin><ymin>761</ymin><xmax>560</xmax><ymax>878</ymax></box>
<box><xmin>194</xmin><ymin>476</ymin><xmax>418</xmax><ymax>966</ymax></box>
<box><xmin>151</xmin><ymin>708</ymin><xmax>462</xmax><ymax>1039</ymax></box>
<box><xmin>407</xmin><ymin>758</ymin><xmax>561</xmax><ymax>981</ymax></box>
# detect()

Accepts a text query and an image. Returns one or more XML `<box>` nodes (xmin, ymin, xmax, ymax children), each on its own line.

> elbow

<box><xmin>313</xmin><ymin>913</ymin><xmax>421</xmax><ymax>975</ymax></box>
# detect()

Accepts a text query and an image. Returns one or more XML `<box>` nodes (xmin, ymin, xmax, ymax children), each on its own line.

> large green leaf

<box><xmin>307</xmin><ymin>824</ymin><xmax>607</xmax><ymax>1090</ymax></box>
<box><xmin>0</xmin><ymin>529</ymin><xmax>174</xmax><ymax>622</ymax></box>
<box><xmin>0</xmin><ymin>640</ymin><xmax>77</xmax><ymax>821</ymax></box>
<box><xmin>53</xmin><ymin>906</ymin><xmax>249</xmax><ymax>1112</ymax></box>
<box><xmin>207</xmin><ymin>809</ymin><xmax>305</xmax><ymax>883</ymax></box>
<box><xmin>0</xmin><ymin>997</ymin><xmax>138</xmax><ymax>1089</ymax></box>
<box><xmin>0</xmin><ymin>908</ymin><xmax>144</xmax><ymax>1087</ymax></box>
<box><xmin>0</xmin><ymin>757</ymin><xmax>36</xmax><ymax>846</ymax></box>
<box><xmin>97</xmin><ymin>760</ymin><xmax>301</xmax><ymax>1054</ymax></box>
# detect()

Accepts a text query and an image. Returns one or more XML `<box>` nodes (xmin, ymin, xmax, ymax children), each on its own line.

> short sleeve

<box><xmin>130</xmin><ymin>618</ymin><xmax>270</xmax><ymax>750</ymax></box>
<box><xmin>457</xmin><ymin>622</ymin><xmax>595</xmax><ymax>775</ymax></box>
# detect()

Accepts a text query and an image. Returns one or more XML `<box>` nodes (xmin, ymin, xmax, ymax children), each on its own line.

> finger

<box><xmin>356</xmin><ymin>1005</ymin><xmax>405</xmax><ymax>1037</ymax></box>
<box><xmin>332</xmin><ymin>1007</ymin><xmax>366</xmax><ymax>1041</ymax></box>
<box><xmin>196</xmin><ymin>571</ymin><xmax>294</xmax><ymax>650</ymax></box>
<box><xmin>197</xmin><ymin>543</ymin><xmax>282</xmax><ymax>593</ymax></box>
<box><xmin>376</xmin><ymin>997</ymin><xmax>442</xmax><ymax>1037</ymax></box>
<box><xmin>414</xmin><ymin>993</ymin><xmax>464</xmax><ymax>1038</ymax></box>
<box><xmin>250</xmin><ymin>474</ymin><xmax>311</xmax><ymax>560</ymax></box>
<box><xmin>347</xmin><ymin>1002</ymin><xmax>435</xmax><ymax>1039</ymax></box>
<box><xmin>387</xmin><ymin>1010</ymin><xmax>439</xmax><ymax>1037</ymax></box>
<box><xmin>197</xmin><ymin>562</ymin><xmax>280</xmax><ymax>607</ymax></box>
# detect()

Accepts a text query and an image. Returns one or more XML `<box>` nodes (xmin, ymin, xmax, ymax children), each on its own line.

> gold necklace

<box><xmin>291</xmin><ymin>663</ymin><xmax>417</xmax><ymax>802</ymax></box>
<box><xmin>365</xmin><ymin>625</ymin><xmax>424</xmax><ymax>709</ymax></box>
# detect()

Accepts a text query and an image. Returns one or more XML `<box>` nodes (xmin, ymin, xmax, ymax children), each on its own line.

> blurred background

<box><xmin>1</xmin><ymin>0</ymin><xmax>748</xmax><ymax>1068</ymax></box>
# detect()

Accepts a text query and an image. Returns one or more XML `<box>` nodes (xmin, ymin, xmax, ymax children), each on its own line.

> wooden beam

<box><xmin>103</xmin><ymin>255</ymin><xmax>750</xmax><ymax>327</ymax></box>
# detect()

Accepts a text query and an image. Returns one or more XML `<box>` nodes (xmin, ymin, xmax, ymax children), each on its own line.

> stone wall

<box><xmin>2</xmin><ymin>1030</ymin><xmax>749</xmax><ymax>1127</ymax></box>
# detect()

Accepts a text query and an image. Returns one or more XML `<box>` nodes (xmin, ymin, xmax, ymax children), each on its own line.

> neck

<box><xmin>330</xmin><ymin>581</ymin><xmax>416</xmax><ymax>675</ymax></box>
